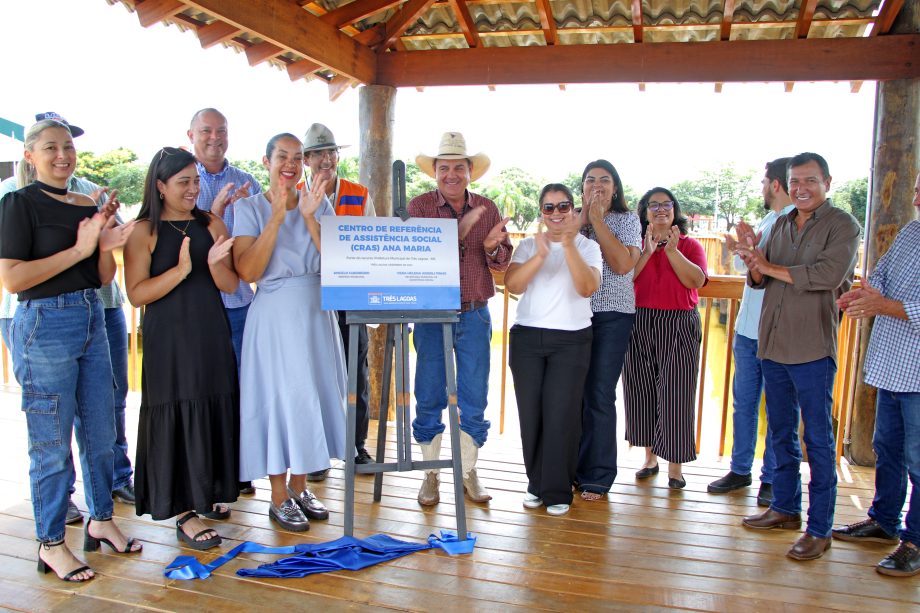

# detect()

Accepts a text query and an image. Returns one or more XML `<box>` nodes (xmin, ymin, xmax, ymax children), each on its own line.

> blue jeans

<box><xmin>225</xmin><ymin>304</ymin><xmax>249</xmax><ymax>372</ymax></box>
<box><xmin>868</xmin><ymin>389</ymin><xmax>920</xmax><ymax>547</ymax></box>
<box><xmin>12</xmin><ymin>290</ymin><xmax>116</xmax><ymax>542</ymax></box>
<box><xmin>762</xmin><ymin>357</ymin><xmax>837</xmax><ymax>538</ymax></box>
<box><xmin>0</xmin><ymin>317</ymin><xmax>10</xmax><ymax>348</ymax></box>
<box><xmin>412</xmin><ymin>306</ymin><xmax>492</xmax><ymax>447</ymax></box>
<box><xmin>730</xmin><ymin>334</ymin><xmax>776</xmax><ymax>482</ymax></box>
<box><xmin>576</xmin><ymin>311</ymin><xmax>634</xmax><ymax>494</ymax></box>
<box><xmin>105</xmin><ymin>307</ymin><xmax>132</xmax><ymax>489</ymax></box>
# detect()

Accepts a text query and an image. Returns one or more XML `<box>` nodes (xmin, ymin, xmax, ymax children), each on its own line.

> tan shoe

<box><xmin>460</xmin><ymin>431</ymin><xmax>492</xmax><ymax>502</ymax></box>
<box><xmin>463</xmin><ymin>468</ymin><xmax>492</xmax><ymax>503</ymax></box>
<box><xmin>418</xmin><ymin>472</ymin><xmax>440</xmax><ymax>506</ymax></box>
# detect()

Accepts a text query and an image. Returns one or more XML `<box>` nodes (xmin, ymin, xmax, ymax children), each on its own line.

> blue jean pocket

<box><xmin>22</xmin><ymin>393</ymin><xmax>61</xmax><ymax>448</ymax></box>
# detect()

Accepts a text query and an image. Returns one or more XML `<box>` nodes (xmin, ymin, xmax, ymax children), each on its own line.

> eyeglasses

<box><xmin>542</xmin><ymin>201</ymin><xmax>573</xmax><ymax>214</ymax></box>
<box><xmin>647</xmin><ymin>201</ymin><xmax>674</xmax><ymax>211</ymax></box>
<box><xmin>307</xmin><ymin>149</ymin><xmax>337</xmax><ymax>159</ymax></box>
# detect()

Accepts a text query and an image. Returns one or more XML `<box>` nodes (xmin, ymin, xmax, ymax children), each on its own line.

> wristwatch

<box><xmin>486</xmin><ymin>245</ymin><xmax>499</xmax><ymax>258</ymax></box>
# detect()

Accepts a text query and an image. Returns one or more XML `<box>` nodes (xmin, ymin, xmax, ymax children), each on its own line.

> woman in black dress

<box><xmin>123</xmin><ymin>147</ymin><xmax>239</xmax><ymax>550</ymax></box>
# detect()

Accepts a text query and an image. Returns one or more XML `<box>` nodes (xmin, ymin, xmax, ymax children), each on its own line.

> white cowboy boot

<box><xmin>460</xmin><ymin>431</ymin><xmax>492</xmax><ymax>502</ymax></box>
<box><xmin>417</xmin><ymin>433</ymin><xmax>442</xmax><ymax>506</ymax></box>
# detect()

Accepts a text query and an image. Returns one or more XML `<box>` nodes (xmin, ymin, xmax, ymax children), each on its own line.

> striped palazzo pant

<box><xmin>623</xmin><ymin>307</ymin><xmax>701</xmax><ymax>464</ymax></box>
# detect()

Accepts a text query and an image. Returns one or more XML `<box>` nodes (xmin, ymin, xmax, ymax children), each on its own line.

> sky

<box><xmin>1</xmin><ymin>0</ymin><xmax>878</xmax><ymax>192</ymax></box>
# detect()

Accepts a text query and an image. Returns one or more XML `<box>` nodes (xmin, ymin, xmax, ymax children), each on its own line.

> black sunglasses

<box><xmin>542</xmin><ymin>201</ymin><xmax>573</xmax><ymax>214</ymax></box>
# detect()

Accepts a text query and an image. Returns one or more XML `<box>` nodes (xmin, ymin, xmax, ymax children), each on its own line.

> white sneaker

<box><xmin>546</xmin><ymin>504</ymin><xmax>570</xmax><ymax>516</ymax></box>
<box><xmin>522</xmin><ymin>492</ymin><xmax>543</xmax><ymax>509</ymax></box>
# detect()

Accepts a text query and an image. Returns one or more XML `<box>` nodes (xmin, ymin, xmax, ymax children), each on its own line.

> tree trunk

<box><xmin>846</xmin><ymin>4</ymin><xmax>919</xmax><ymax>466</ymax></box>
<box><xmin>358</xmin><ymin>85</ymin><xmax>397</xmax><ymax>420</ymax></box>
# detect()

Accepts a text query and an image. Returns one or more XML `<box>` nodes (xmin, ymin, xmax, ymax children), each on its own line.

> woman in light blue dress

<box><xmin>232</xmin><ymin>133</ymin><xmax>346</xmax><ymax>532</ymax></box>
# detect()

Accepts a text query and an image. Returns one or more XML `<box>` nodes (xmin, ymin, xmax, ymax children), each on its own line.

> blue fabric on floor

<box><xmin>164</xmin><ymin>531</ymin><xmax>475</xmax><ymax>580</ymax></box>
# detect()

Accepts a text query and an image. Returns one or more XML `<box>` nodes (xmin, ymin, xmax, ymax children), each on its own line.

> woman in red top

<box><xmin>623</xmin><ymin>187</ymin><xmax>707</xmax><ymax>489</ymax></box>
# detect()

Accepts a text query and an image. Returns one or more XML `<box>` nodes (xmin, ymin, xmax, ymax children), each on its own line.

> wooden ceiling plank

<box><xmin>448</xmin><ymin>0</ymin><xmax>481</xmax><ymax>48</ymax></box>
<box><xmin>714</xmin><ymin>82</ymin><xmax>723</xmax><ymax>92</ymax></box>
<box><xmin>558</xmin><ymin>83</ymin><xmax>566</xmax><ymax>91</ymax></box>
<box><xmin>850</xmin><ymin>80</ymin><xmax>863</xmax><ymax>93</ymax></box>
<box><xmin>720</xmin><ymin>0</ymin><xmax>735</xmax><ymax>41</ymax></box>
<box><xmin>136</xmin><ymin>0</ymin><xmax>186</xmax><ymax>28</ymax></box>
<box><xmin>182</xmin><ymin>0</ymin><xmax>376</xmax><ymax>83</ymax></box>
<box><xmin>784</xmin><ymin>81</ymin><xmax>795</xmax><ymax>92</ymax></box>
<box><xmin>376</xmin><ymin>35</ymin><xmax>920</xmax><ymax>86</ymax></box>
<box><xmin>631</xmin><ymin>0</ymin><xmax>643</xmax><ymax>43</ymax></box>
<box><xmin>321</xmin><ymin>0</ymin><xmax>405</xmax><ymax>28</ymax></box>
<box><xmin>328</xmin><ymin>75</ymin><xmax>353</xmax><ymax>101</ymax></box>
<box><xmin>535</xmin><ymin>0</ymin><xmax>558</xmax><ymax>46</ymax></box>
<box><xmin>380</xmin><ymin>0</ymin><xmax>438</xmax><ymax>49</ymax></box>
<box><xmin>793</xmin><ymin>0</ymin><xmax>818</xmax><ymax>39</ymax></box>
<box><xmin>287</xmin><ymin>58</ymin><xmax>321</xmax><ymax>81</ymax></box>
<box><xmin>871</xmin><ymin>0</ymin><xmax>905</xmax><ymax>36</ymax></box>
<box><xmin>355</xmin><ymin>24</ymin><xmax>385</xmax><ymax>46</ymax></box>
<box><xmin>245</xmin><ymin>41</ymin><xmax>284</xmax><ymax>66</ymax></box>
<box><xmin>196</xmin><ymin>20</ymin><xmax>242</xmax><ymax>48</ymax></box>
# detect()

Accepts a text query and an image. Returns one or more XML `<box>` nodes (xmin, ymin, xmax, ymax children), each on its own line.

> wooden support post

<box><xmin>847</xmin><ymin>1</ymin><xmax>919</xmax><ymax>466</ymax></box>
<box><xmin>359</xmin><ymin>85</ymin><xmax>397</xmax><ymax>421</ymax></box>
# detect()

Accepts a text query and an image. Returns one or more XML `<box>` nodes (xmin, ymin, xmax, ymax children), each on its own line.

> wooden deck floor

<box><xmin>0</xmin><ymin>389</ymin><xmax>917</xmax><ymax>612</ymax></box>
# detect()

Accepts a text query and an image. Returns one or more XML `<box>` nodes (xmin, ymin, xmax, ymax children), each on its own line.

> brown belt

<box><xmin>460</xmin><ymin>300</ymin><xmax>488</xmax><ymax>313</ymax></box>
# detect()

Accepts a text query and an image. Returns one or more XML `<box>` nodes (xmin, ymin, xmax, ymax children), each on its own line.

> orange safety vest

<box><xmin>335</xmin><ymin>178</ymin><xmax>369</xmax><ymax>217</ymax></box>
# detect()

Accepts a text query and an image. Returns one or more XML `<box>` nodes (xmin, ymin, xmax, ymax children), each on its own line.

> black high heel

<box><xmin>37</xmin><ymin>541</ymin><xmax>94</xmax><ymax>582</ymax></box>
<box><xmin>83</xmin><ymin>518</ymin><xmax>142</xmax><ymax>553</ymax></box>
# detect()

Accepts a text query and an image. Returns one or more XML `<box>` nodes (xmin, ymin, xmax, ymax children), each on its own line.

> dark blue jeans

<box><xmin>225</xmin><ymin>304</ymin><xmax>249</xmax><ymax>372</ymax></box>
<box><xmin>576</xmin><ymin>311</ymin><xmax>634</xmax><ymax>494</ymax></box>
<box><xmin>868</xmin><ymin>389</ymin><xmax>920</xmax><ymax>547</ymax></box>
<box><xmin>106</xmin><ymin>307</ymin><xmax>132</xmax><ymax>489</ymax></box>
<box><xmin>763</xmin><ymin>357</ymin><xmax>837</xmax><ymax>538</ymax></box>
<box><xmin>12</xmin><ymin>290</ymin><xmax>115</xmax><ymax>542</ymax></box>
<box><xmin>729</xmin><ymin>334</ymin><xmax>776</xmax><ymax>482</ymax></box>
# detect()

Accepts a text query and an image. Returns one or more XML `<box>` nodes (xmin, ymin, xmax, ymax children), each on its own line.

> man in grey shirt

<box><xmin>735</xmin><ymin>152</ymin><xmax>860</xmax><ymax>561</ymax></box>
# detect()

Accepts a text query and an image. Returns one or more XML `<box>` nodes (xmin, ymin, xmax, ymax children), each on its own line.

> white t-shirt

<box><xmin>511</xmin><ymin>233</ymin><xmax>602</xmax><ymax>331</ymax></box>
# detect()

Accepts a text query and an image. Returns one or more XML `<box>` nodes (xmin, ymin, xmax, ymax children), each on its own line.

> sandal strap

<box><xmin>40</xmin><ymin>539</ymin><xmax>66</xmax><ymax>549</ymax></box>
<box><xmin>176</xmin><ymin>512</ymin><xmax>199</xmax><ymax>528</ymax></box>
<box><xmin>191</xmin><ymin>528</ymin><xmax>217</xmax><ymax>541</ymax></box>
<box><xmin>62</xmin><ymin>565</ymin><xmax>92</xmax><ymax>581</ymax></box>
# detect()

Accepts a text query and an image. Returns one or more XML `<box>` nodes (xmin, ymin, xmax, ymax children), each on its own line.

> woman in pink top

<box><xmin>623</xmin><ymin>187</ymin><xmax>707</xmax><ymax>489</ymax></box>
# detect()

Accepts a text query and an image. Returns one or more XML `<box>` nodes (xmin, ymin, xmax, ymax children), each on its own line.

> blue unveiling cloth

<box><xmin>165</xmin><ymin>531</ymin><xmax>475</xmax><ymax>580</ymax></box>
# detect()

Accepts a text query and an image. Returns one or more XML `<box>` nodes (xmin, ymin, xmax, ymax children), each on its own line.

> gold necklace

<box><xmin>165</xmin><ymin>219</ymin><xmax>192</xmax><ymax>236</ymax></box>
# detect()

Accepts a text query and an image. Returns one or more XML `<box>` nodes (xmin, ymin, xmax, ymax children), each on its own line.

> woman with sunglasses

<box><xmin>574</xmin><ymin>160</ymin><xmax>642</xmax><ymax>502</ymax></box>
<box><xmin>623</xmin><ymin>188</ymin><xmax>707</xmax><ymax>489</ymax></box>
<box><xmin>0</xmin><ymin>119</ymin><xmax>139</xmax><ymax>582</ymax></box>
<box><xmin>232</xmin><ymin>133</ymin><xmax>344</xmax><ymax>532</ymax></box>
<box><xmin>506</xmin><ymin>184</ymin><xmax>602</xmax><ymax>516</ymax></box>
<box><xmin>124</xmin><ymin>147</ymin><xmax>240</xmax><ymax>550</ymax></box>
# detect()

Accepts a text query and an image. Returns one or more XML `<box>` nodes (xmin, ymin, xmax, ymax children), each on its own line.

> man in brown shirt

<box><xmin>735</xmin><ymin>152</ymin><xmax>860</xmax><ymax>561</ymax></box>
<box><xmin>408</xmin><ymin>132</ymin><xmax>511</xmax><ymax>507</ymax></box>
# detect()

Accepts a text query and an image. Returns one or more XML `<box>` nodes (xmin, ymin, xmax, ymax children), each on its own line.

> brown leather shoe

<box><xmin>742</xmin><ymin>508</ymin><xmax>802</xmax><ymax>530</ymax></box>
<box><xmin>787</xmin><ymin>534</ymin><xmax>831</xmax><ymax>561</ymax></box>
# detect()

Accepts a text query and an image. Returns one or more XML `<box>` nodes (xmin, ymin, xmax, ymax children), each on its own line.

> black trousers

<box><xmin>509</xmin><ymin>324</ymin><xmax>592</xmax><ymax>506</ymax></box>
<box><xmin>337</xmin><ymin>311</ymin><xmax>370</xmax><ymax>448</ymax></box>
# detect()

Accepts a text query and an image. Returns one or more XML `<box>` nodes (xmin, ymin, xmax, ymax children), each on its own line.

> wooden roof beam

<box><xmin>376</xmin><ymin>35</ymin><xmax>920</xmax><ymax>86</ymax></box>
<box><xmin>794</xmin><ymin>0</ymin><xmax>818</xmax><ymax>39</ymax></box>
<box><xmin>535</xmin><ymin>0</ymin><xmax>558</xmax><ymax>46</ymax></box>
<box><xmin>182</xmin><ymin>0</ymin><xmax>376</xmax><ymax>83</ymax></box>
<box><xmin>378</xmin><ymin>0</ymin><xmax>438</xmax><ymax>49</ymax></box>
<box><xmin>720</xmin><ymin>0</ymin><xmax>735</xmax><ymax>41</ymax></box>
<box><xmin>196</xmin><ymin>20</ymin><xmax>242</xmax><ymax>48</ymax></box>
<box><xmin>631</xmin><ymin>0</ymin><xmax>643</xmax><ymax>43</ymax></box>
<box><xmin>871</xmin><ymin>0</ymin><xmax>905</xmax><ymax>36</ymax></box>
<box><xmin>321</xmin><ymin>0</ymin><xmax>405</xmax><ymax>29</ymax></box>
<box><xmin>287</xmin><ymin>59</ymin><xmax>321</xmax><ymax>81</ymax></box>
<box><xmin>136</xmin><ymin>0</ymin><xmax>185</xmax><ymax>28</ymax></box>
<box><xmin>328</xmin><ymin>75</ymin><xmax>353</xmax><ymax>101</ymax></box>
<box><xmin>448</xmin><ymin>0</ymin><xmax>481</xmax><ymax>48</ymax></box>
<box><xmin>245</xmin><ymin>41</ymin><xmax>283</xmax><ymax>66</ymax></box>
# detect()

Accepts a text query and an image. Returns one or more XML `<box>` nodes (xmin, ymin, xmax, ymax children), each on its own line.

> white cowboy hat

<box><xmin>416</xmin><ymin>132</ymin><xmax>491</xmax><ymax>181</ymax></box>
<box><xmin>302</xmin><ymin>123</ymin><xmax>350</xmax><ymax>152</ymax></box>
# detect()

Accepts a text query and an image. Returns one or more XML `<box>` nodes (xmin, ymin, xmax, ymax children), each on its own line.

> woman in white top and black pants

<box><xmin>505</xmin><ymin>183</ymin><xmax>602</xmax><ymax>516</ymax></box>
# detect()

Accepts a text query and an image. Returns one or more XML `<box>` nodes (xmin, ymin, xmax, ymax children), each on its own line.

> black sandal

<box><xmin>37</xmin><ymin>541</ymin><xmax>94</xmax><ymax>582</ymax></box>
<box><xmin>84</xmin><ymin>518</ymin><xmax>142</xmax><ymax>553</ymax></box>
<box><xmin>200</xmin><ymin>503</ymin><xmax>231</xmax><ymax>520</ymax></box>
<box><xmin>176</xmin><ymin>512</ymin><xmax>222</xmax><ymax>550</ymax></box>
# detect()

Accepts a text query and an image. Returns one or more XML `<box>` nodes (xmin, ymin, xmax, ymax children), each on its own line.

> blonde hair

<box><xmin>16</xmin><ymin>119</ymin><xmax>73</xmax><ymax>187</ymax></box>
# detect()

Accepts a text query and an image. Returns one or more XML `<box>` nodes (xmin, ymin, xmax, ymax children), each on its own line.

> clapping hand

<box><xmin>299</xmin><ymin>176</ymin><xmax>328</xmax><ymax>221</ymax></box>
<box><xmin>207</xmin><ymin>235</ymin><xmax>235</xmax><ymax>266</ymax></box>
<box><xmin>176</xmin><ymin>237</ymin><xmax>192</xmax><ymax>280</ymax></box>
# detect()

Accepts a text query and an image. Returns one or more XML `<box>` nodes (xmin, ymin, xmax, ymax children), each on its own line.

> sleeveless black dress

<box><xmin>134</xmin><ymin>219</ymin><xmax>239</xmax><ymax>520</ymax></box>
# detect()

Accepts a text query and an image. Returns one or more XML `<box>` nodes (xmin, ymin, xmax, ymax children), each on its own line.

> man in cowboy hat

<box><xmin>0</xmin><ymin>112</ymin><xmax>135</xmax><ymax>520</ymax></box>
<box><xmin>300</xmin><ymin>123</ymin><xmax>375</xmax><ymax>481</ymax></box>
<box><xmin>408</xmin><ymin>131</ymin><xmax>512</xmax><ymax>506</ymax></box>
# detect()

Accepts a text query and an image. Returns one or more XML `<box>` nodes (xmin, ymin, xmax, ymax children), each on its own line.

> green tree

<box><xmin>481</xmin><ymin>167</ymin><xmax>542</xmax><ymax>231</ymax></box>
<box><xmin>832</xmin><ymin>177</ymin><xmax>868</xmax><ymax>229</ymax></box>
<box><xmin>76</xmin><ymin>148</ymin><xmax>137</xmax><ymax>186</ymax></box>
<box><xmin>337</xmin><ymin>156</ymin><xmax>360</xmax><ymax>183</ymax></box>
<box><xmin>107</xmin><ymin>164</ymin><xmax>146</xmax><ymax>205</ymax></box>
<box><xmin>671</xmin><ymin>165</ymin><xmax>759</xmax><ymax>231</ymax></box>
<box><xmin>404</xmin><ymin>161</ymin><xmax>436</xmax><ymax>201</ymax></box>
<box><xmin>229</xmin><ymin>159</ymin><xmax>269</xmax><ymax>192</ymax></box>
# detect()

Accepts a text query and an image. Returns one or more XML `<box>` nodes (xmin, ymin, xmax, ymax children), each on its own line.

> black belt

<box><xmin>460</xmin><ymin>300</ymin><xmax>488</xmax><ymax>313</ymax></box>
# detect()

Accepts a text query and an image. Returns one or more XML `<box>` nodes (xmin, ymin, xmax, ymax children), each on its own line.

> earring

<box><xmin>159</xmin><ymin>193</ymin><xmax>164</xmax><ymax>200</ymax></box>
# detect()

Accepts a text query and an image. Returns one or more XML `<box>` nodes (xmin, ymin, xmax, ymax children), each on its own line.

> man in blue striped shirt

<box><xmin>833</xmin><ymin>171</ymin><xmax>920</xmax><ymax>577</ymax></box>
<box><xmin>187</xmin><ymin>108</ymin><xmax>262</xmax><ymax>497</ymax></box>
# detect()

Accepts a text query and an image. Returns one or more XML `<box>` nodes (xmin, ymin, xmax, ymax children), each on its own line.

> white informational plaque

<box><xmin>321</xmin><ymin>216</ymin><xmax>461</xmax><ymax>310</ymax></box>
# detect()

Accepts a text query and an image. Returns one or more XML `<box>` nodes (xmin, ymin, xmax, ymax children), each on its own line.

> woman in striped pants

<box><xmin>623</xmin><ymin>188</ymin><xmax>707</xmax><ymax>489</ymax></box>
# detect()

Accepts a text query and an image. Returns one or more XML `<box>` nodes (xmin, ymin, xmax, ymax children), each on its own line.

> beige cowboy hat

<box><xmin>416</xmin><ymin>132</ymin><xmax>491</xmax><ymax>181</ymax></box>
<box><xmin>302</xmin><ymin>123</ymin><xmax>350</xmax><ymax>152</ymax></box>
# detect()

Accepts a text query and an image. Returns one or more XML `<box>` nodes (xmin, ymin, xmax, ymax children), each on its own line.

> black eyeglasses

<box><xmin>648</xmin><ymin>200</ymin><xmax>674</xmax><ymax>211</ymax></box>
<box><xmin>542</xmin><ymin>201</ymin><xmax>573</xmax><ymax>214</ymax></box>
